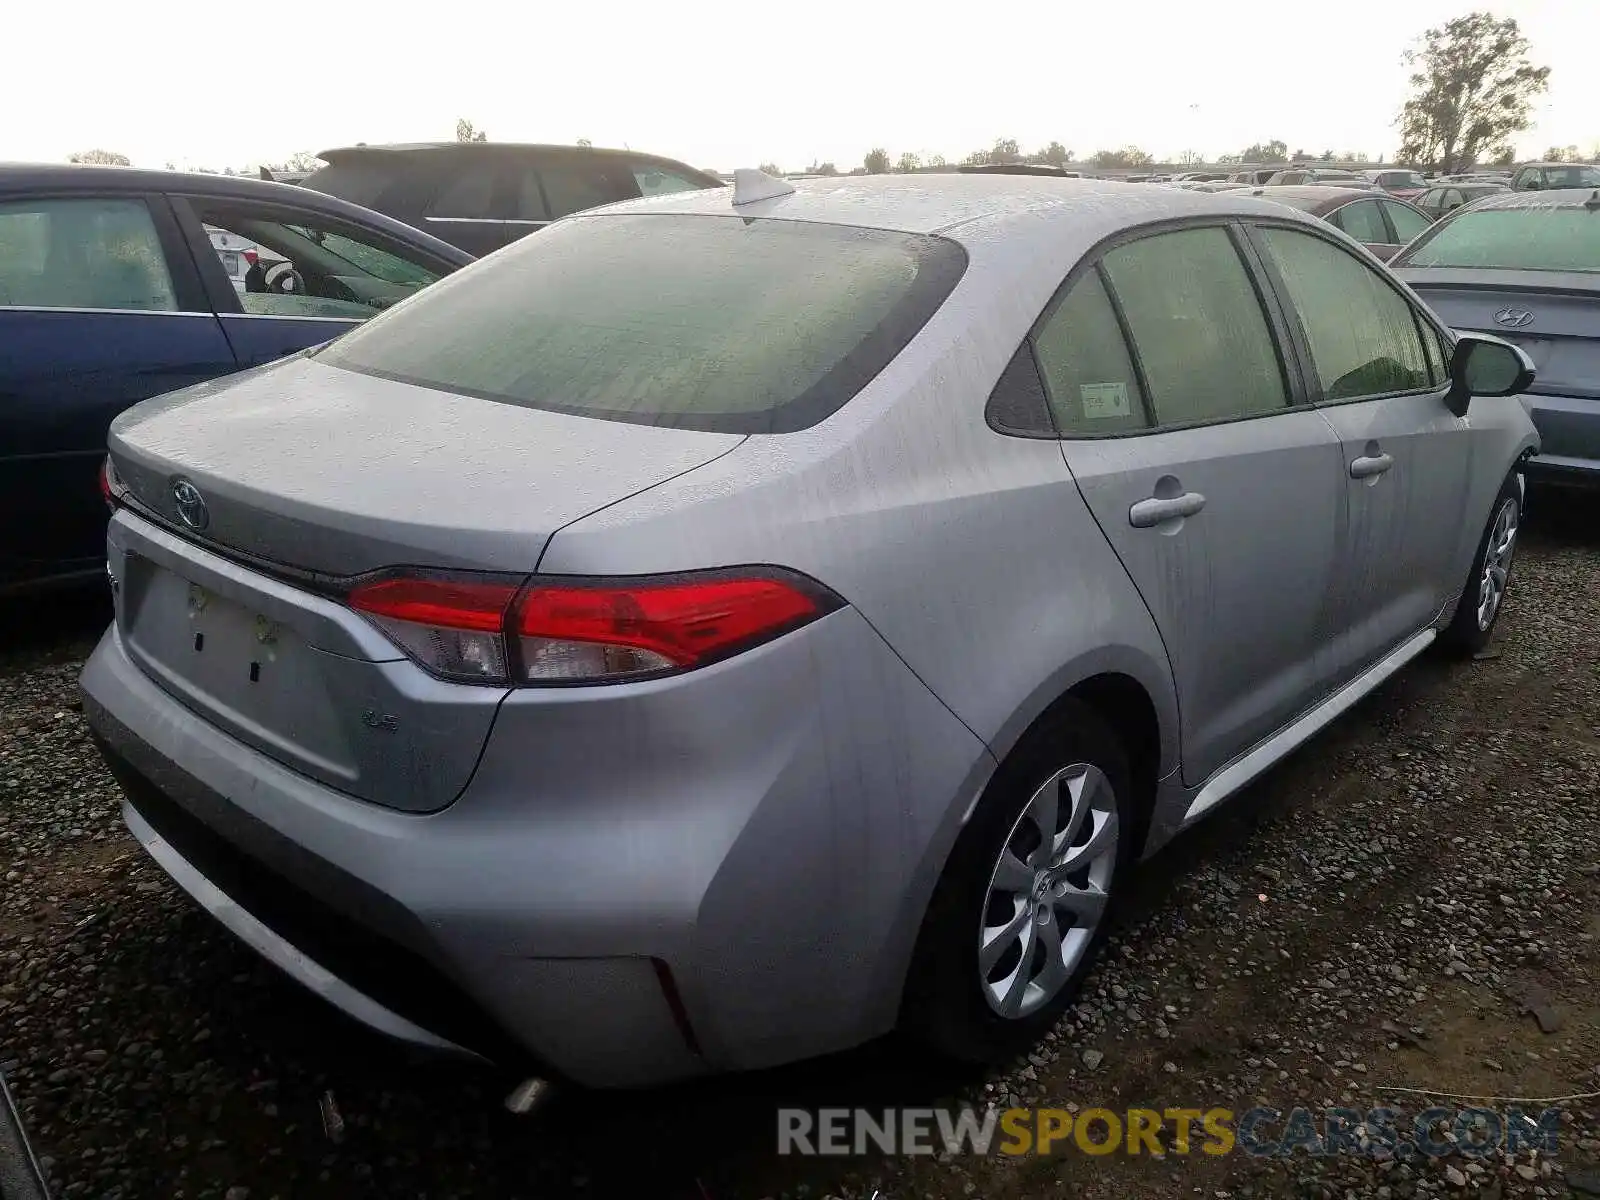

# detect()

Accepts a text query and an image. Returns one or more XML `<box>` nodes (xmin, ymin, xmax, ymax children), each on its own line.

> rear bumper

<box><xmin>82</xmin><ymin>604</ymin><xmax>992</xmax><ymax>1088</ymax></box>
<box><xmin>1522</xmin><ymin>393</ymin><xmax>1600</xmax><ymax>482</ymax></box>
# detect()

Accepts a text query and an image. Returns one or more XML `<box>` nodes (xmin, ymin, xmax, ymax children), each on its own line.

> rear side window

<box><xmin>0</xmin><ymin>197</ymin><xmax>177</xmax><ymax>311</ymax></box>
<box><xmin>1381</xmin><ymin>199</ymin><xmax>1431</xmax><ymax>243</ymax></box>
<box><xmin>425</xmin><ymin>165</ymin><xmax>499</xmax><ymax>219</ymax></box>
<box><xmin>302</xmin><ymin>161</ymin><xmax>396</xmax><ymax>208</ymax></box>
<box><xmin>1032</xmin><ymin>271</ymin><xmax>1148</xmax><ymax>434</ymax></box>
<box><xmin>318</xmin><ymin>213</ymin><xmax>967</xmax><ymax>434</ymax></box>
<box><xmin>540</xmin><ymin>160</ymin><xmax>634</xmax><ymax>218</ymax></box>
<box><xmin>1261</xmin><ymin>226</ymin><xmax>1432</xmax><ymax>399</ymax></box>
<box><xmin>1333</xmin><ymin>199</ymin><xmax>1388</xmax><ymax>243</ymax></box>
<box><xmin>1101</xmin><ymin>226</ymin><xmax>1289</xmax><ymax>426</ymax></box>
<box><xmin>1400</xmin><ymin>207</ymin><xmax>1600</xmax><ymax>272</ymax></box>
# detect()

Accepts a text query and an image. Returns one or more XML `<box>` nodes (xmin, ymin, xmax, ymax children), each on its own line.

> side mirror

<box><xmin>1444</xmin><ymin>331</ymin><xmax>1535</xmax><ymax>417</ymax></box>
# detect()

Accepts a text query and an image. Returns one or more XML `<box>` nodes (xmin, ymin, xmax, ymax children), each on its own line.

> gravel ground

<box><xmin>4</xmin><ymin>492</ymin><xmax>1600</xmax><ymax>1200</ymax></box>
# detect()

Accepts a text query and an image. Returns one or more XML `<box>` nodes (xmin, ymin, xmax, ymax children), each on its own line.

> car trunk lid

<box><xmin>1397</xmin><ymin>268</ymin><xmax>1600</xmax><ymax>400</ymax></box>
<box><xmin>105</xmin><ymin>354</ymin><xmax>742</xmax><ymax>812</ymax></box>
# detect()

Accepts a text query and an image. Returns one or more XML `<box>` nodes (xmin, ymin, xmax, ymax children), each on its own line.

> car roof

<box><xmin>1449</xmin><ymin>187</ymin><xmax>1600</xmax><ymax>212</ymax></box>
<box><xmin>588</xmin><ymin>172</ymin><xmax>1334</xmax><ymax>250</ymax></box>
<box><xmin>1243</xmin><ymin>184</ymin><xmax>1379</xmax><ymax>214</ymax></box>
<box><xmin>0</xmin><ymin>162</ymin><xmax>476</xmax><ymax>265</ymax></box>
<box><xmin>317</xmin><ymin>141</ymin><xmax>706</xmax><ymax>169</ymax></box>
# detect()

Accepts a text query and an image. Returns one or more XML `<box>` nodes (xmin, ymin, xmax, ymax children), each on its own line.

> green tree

<box><xmin>68</xmin><ymin>149</ymin><xmax>130</xmax><ymax>166</ymax></box>
<box><xmin>927</xmin><ymin>153</ymin><xmax>947</xmax><ymax>168</ymax></box>
<box><xmin>758</xmin><ymin>162</ymin><xmax>784</xmax><ymax>176</ymax></box>
<box><xmin>815</xmin><ymin>162</ymin><xmax>839</xmax><ymax>176</ymax></box>
<box><xmin>863</xmin><ymin>147</ymin><xmax>891</xmax><ymax>174</ymax></box>
<box><xmin>1397</xmin><ymin>12</ymin><xmax>1549</xmax><ymax>172</ymax></box>
<box><xmin>1036</xmin><ymin>141</ymin><xmax>1073</xmax><ymax>168</ymax></box>
<box><xmin>1178</xmin><ymin>149</ymin><xmax>1203</xmax><ymax>166</ymax></box>
<box><xmin>895</xmin><ymin>152</ymin><xmax>922</xmax><ymax>173</ymax></box>
<box><xmin>1093</xmin><ymin>146</ymin><xmax>1154</xmax><ymax>169</ymax></box>
<box><xmin>1543</xmin><ymin>144</ymin><xmax>1580</xmax><ymax>162</ymax></box>
<box><xmin>1238</xmin><ymin>140</ymin><xmax>1288</xmax><ymax>163</ymax></box>
<box><xmin>455</xmin><ymin>118</ymin><xmax>488</xmax><ymax>143</ymax></box>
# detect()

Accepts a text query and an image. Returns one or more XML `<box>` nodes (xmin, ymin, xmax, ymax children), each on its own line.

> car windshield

<box><xmin>1402</xmin><ymin>206</ymin><xmax>1600</xmax><ymax>271</ymax></box>
<box><xmin>317</xmin><ymin>213</ymin><xmax>968</xmax><ymax>434</ymax></box>
<box><xmin>1381</xmin><ymin>171</ymin><xmax>1426</xmax><ymax>188</ymax></box>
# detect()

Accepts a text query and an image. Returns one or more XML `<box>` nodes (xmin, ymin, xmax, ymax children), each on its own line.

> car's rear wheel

<box><xmin>903</xmin><ymin>699</ymin><xmax>1132</xmax><ymax>1063</ymax></box>
<box><xmin>1440</xmin><ymin>474</ymin><xmax>1521</xmax><ymax>656</ymax></box>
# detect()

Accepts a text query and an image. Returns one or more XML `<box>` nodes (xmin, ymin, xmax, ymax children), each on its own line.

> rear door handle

<box><xmin>1349</xmin><ymin>452</ymin><xmax>1394</xmax><ymax>479</ymax></box>
<box><xmin>1129</xmin><ymin>492</ymin><xmax>1206</xmax><ymax>528</ymax></box>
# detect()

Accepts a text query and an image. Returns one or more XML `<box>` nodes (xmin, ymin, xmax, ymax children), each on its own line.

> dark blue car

<box><xmin>0</xmin><ymin>164</ymin><xmax>473</xmax><ymax>595</ymax></box>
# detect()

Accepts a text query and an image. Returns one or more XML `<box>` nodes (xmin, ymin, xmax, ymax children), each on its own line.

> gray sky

<box><xmin>12</xmin><ymin>0</ymin><xmax>1597</xmax><ymax>171</ymax></box>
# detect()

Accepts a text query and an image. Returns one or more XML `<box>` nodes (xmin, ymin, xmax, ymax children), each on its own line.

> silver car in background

<box><xmin>83</xmin><ymin>173</ymin><xmax>1537</xmax><ymax>1088</ymax></box>
<box><xmin>1392</xmin><ymin>187</ymin><xmax>1600</xmax><ymax>485</ymax></box>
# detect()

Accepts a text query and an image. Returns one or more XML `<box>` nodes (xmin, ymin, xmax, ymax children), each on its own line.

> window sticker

<box><xmin>1080</xmin><ymin>381</ymin><xmax>1132</xmax><ymax>419</ymax></box>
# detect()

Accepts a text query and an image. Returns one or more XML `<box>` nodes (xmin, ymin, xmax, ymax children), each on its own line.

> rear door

<box><xmin>1379</xmin><ymin>199</ymin><xmax>1432</xmax><ymax>249</ymax></box>
<box><xmin>1249</xmin><ymin>221</ymin><xmax>1471</xmax><ymax>682</ymax></box>
<box><xmin>1049</xmin><ymin>222</ymin><xmax>1346</xmax><ymax>784</ymax></box>
<box><xmin>169</xmin><ymin>193</ymin><xmax>454</xmax><ymax>367</ymax></box>
<box><xmin>416</xmin><ymin>155</ymin><xmax>510</xmax><ymax>255</ymax></box>
<box><xmin>0</xmin><ymin>191</ymin><xmax>231</xmax><ymax>589</ymax></box>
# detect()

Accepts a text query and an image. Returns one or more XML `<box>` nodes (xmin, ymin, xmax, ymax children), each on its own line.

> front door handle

<box><xmin>1129</xmin><ymin>491</ymin><xmax>1206</xmax><ymax>528</ymax></box>
<box><xmin>1349</xmin><ymin>452</ymin><xmax>1394</xmax><ymax>479</ymax></box>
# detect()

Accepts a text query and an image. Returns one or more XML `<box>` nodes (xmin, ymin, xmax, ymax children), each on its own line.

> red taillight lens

<box><xmin>243</xmin><ymin>249</ymin><xmax>258</xmax><ymax>266</ymax></box>
<box><xmin>99</xmin><ymin>457</ymin><xmax>123</xmax><ymax>511</ymax></box>
<box><xmin>346</xmin><ymin>569</ymin><xmax>837</xmax><ymax>686</ymax></box>
<box><xmin>514</xmin><ymin>576</ymin><xmax>823</xmax><ymax>682</ymax></box>
<box><xmin>348</xmin><ymin>576</ymin><xmax>520</xmax><ymax>683</ymax></box>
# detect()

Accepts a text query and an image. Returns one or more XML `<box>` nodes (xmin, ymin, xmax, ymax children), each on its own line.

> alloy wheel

<box><xmin>978</xmin><ymin>763</ymin><xmax>1119</xmax><ymax>1018</ymax></box>
<box><xmin>1476</xmin><ymin>497</ymin><xmax>1519</xmax><ymax>632</ymax></box>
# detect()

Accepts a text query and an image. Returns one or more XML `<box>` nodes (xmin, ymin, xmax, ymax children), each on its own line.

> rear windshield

<box><xmin>1401</xmin><ymin>207</ymin><xmax>1600</xmax><ymax>272</ymax></box>
<box><xmin>318</xmin><ymin>213</ymin><xmax>967</xmax><ymax>433</ymax></box>
<box><xmin>1378</xmin><ymin>171</ymin><xmax>1426</xmax><ymax>188</ymax></box>
<box><xmin>1539</xmin><ymin>165</ymin><xmax>1600</xmax><ymax>188</ymax></box>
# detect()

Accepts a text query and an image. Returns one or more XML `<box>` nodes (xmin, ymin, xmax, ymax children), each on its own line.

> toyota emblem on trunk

<box><xmin>171</xmin><ymin>478</ymin><xmax>209</xmax><ymax>531</ymax></box>
<box><xmin>1494</xmin><ymin>308</ymin><xmax>1535</xmax><ymax>329</ymax></box>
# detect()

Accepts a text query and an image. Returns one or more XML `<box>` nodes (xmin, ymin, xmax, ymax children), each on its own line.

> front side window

<box><xmin>1381</xmin><ymin>199</ymin><xmax>1431</xmax><ymax>243</ymax></box>
<box><xmin>633</xmin><ymin>164</ymin><xmax>709</xmax><ymax>197</ymax></box>
<box><xmin>1261</xmin><ymin>226</ymin><xmax>1432</xmax><ymax>401</ymax></box>
<box><xmin>1333</xmin><ymin>199</ymin><xmax>1389</xmax><ymax>244</ymax></box>
<box><xmin>1032</xmin><ymin>271</ymin><xmax>1149</xmax><ymax>435</ymax></box>
<box><xmin>1101</xmin><ymin>226</ymin><xmax>1289</xmax><ymax>426</ymax></box>
<box><xmin>1399</xmin><ymin>206</ymin><xmax>1600</xmax><ymax>272</ymax></box>
<box><xmin>191</xmin><ymin>201</ymin><xmax>445</xmax><ymax>319</ymax></box>
<box><xmin>319</xmin><ymin>213</ymin><xmax>967</xmax><ymax>434</ymax></box>
<box><xmin>0</xmin><ymin>197</ymin><xmax>176</xmax><ymax>311</ymax></box>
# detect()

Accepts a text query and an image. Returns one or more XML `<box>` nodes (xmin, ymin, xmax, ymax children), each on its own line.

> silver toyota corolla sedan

<box><xmin>1391</xmin><ymin>187</ymin><xmax>1600</xmax><ymax>485</ymax></box>
<box><xmin>82</xmin><ymin>172</ymin><xmax>1538</xmax><ymax>1089</ymax></box>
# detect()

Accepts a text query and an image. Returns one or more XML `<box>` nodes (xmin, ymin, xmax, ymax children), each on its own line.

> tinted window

<box><xmin>1262</xmin><ymin>226</ymin><xmax>1432</xmax><ymax>400</ymax></box>
<box><xmin>426</xmin><ymin>166</ymin><xmax>498</xmax><ymax>219</ymax></box>
<box><xmin>193</xmin><ymin>201</ymin><xmax>445</xmax><ymax>319</ymax></box>
<box><xmin>510</xmin><ymin>166</ymin><xmax>551</xmax><ymax>222</ymax></box>
<box><xmin>633</xmin><ymin>164</ymin><xmax>710</xmax><ymax>197</ymax></box>
<box><xmin>1381</xmin><ymin>200</ymin><xmax>1431</xmax><ymax>242</ymax></box>
<box><xmin>0</xmin><ymin>197</ymin><xmax>176</xmax><ymax>311</ymax></box>
<box><xmin>302</xmin><ymin>160</ymin><xmax>395</xmax><ymax>208</ymax></box>
<box><xmin>1333</xmin><ymin>199</ymin><xmax>1388</xmax><ymax>243</ymax></box>
<box><xmin>1401</xmin><ymin>207</ymin><xmax>1600</xmax><ymax>272</ymax></box>
<box><xmin>1542</xmin><ymin>165</ymin><xmax>1600</xmax><ymax>188</ymax></box>
<box><xmin>1032</xmin><ymin>271</ymin><xmax>1149</xmax><ymax>435</ymax></box>
<box><xmin>319</xmin><ymin>213</ymin><xmax>967</xmax><ymax>434</ymax></box>
<box><xmin>1101</xmin><ymin>227</ymin><xmax>1288</xmax><ymax>425</ymax></box>
<box><xmin>540</xmin><ymin>161</ymin><xmax>633</xmax><ymax>218</ymax></box>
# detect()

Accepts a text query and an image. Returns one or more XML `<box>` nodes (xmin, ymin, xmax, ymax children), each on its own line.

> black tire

<box><xmin>901</xmin><ymin>698</ymin><xmax>1134</xmax><ymax>1064</ymax></box>
<box><xmin>1439</xmin><ymin>472</ymin><xmax>1522</xmax><ymax>657</ymax></box>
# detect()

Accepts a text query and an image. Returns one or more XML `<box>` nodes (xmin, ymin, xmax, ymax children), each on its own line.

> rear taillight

<box><xmin>346</xmin><ymin>569</ymin><xmax>839</xmax><ymax>686</ymax></box>
<box><xmin>243</xmin><ymin>249</ymin><xmax>258</xmax><ymax>266</ymax></box>
<box><xmin>99</xmin><ymin>457</ymin><xmax>123</xmax><ymax>511</ymax></box>
<box><xmin>348</xmin><ymin>576</ymin><xmax>519</xmax><ymax>684</ymax></box>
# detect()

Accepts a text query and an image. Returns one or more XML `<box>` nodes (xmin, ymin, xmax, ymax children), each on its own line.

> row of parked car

<box><xmin>3</xmin><ymin>139</ymin><xmax>1598</xmax><ymax>1095</ymax></box>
